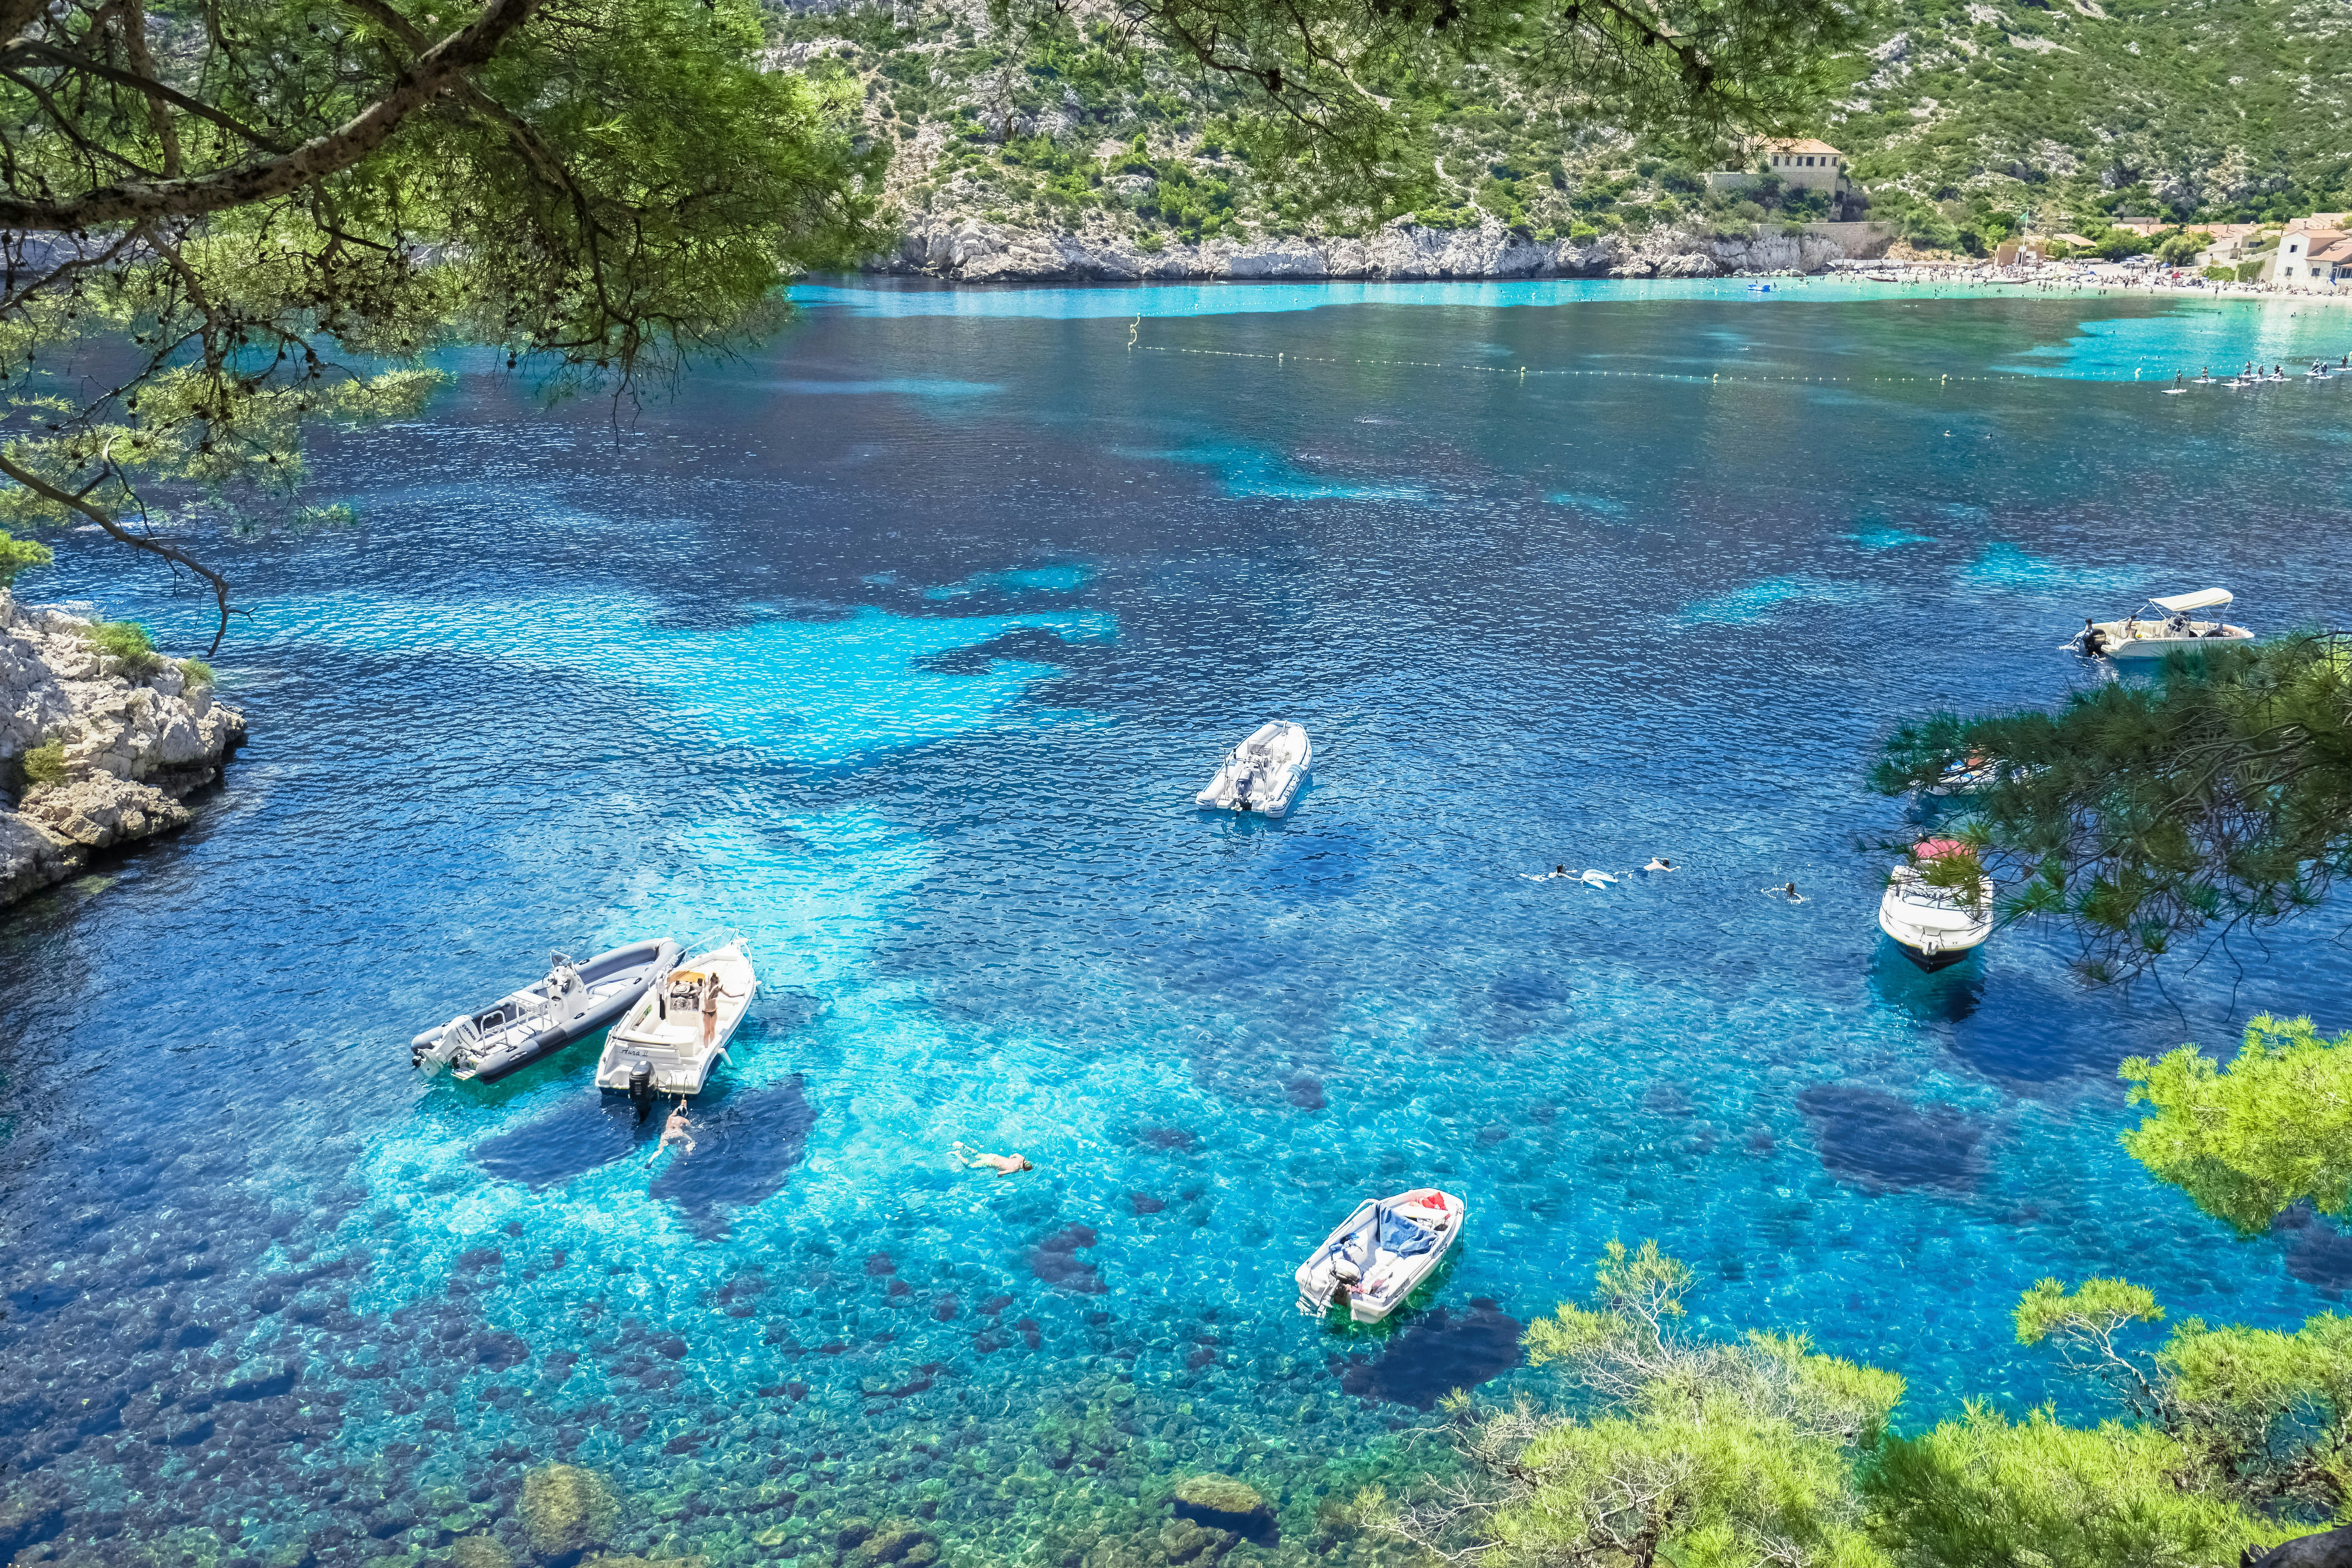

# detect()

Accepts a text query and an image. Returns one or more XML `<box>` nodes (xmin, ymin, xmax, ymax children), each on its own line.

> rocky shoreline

<box><xmin>872</xmin><ymin>214</ymin><xmax>1892</xmax><ymax>283</ymax></box>
<box><xmin>0</xmin><ymin>593</ymin><xmax>244</xmax><ymax>908</ymax></box>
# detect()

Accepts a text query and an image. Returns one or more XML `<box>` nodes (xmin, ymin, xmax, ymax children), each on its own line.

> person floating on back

<box><xmin>951</xmin><ymin>1142</ymin><xmax>1033</xmax><ymax>1177</ymax></box>
<box><xmin>1643</xmin><ymin>856</ymin><xmax>1676</xmax><ymax>872</ymax></box>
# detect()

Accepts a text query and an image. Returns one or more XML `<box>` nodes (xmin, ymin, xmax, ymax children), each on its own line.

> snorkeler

<box><xmin>1643</xmin><ymin>856</ymin><xmax>1676</xmax><ymax>872</ymax></box>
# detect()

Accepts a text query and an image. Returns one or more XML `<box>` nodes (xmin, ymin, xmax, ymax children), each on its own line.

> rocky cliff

<box><xmin>876</xmin><ymin>214</ymin><xmax>1887</xmax><ymax>283</ymax></box>
<box><xmin>0</xmin><ymin>594</ymin><xmax>245</xmax><ymax>907</ymax></box>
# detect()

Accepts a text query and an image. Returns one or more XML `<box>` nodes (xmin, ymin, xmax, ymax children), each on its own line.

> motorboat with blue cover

<box><xmin>1294</xmin><ymin>1188</ymin><xmax>1465</xmax><ymax>1323</ymax></box>
<box><xmin>412</xmin><ymin>939</ymin><xmax>682</xmax><ymax>1082</ymax></box>
<box><xmin>1197</xmin><ymin>721</ymin><xmax>1311</xmax><ymax>817</ymax></box>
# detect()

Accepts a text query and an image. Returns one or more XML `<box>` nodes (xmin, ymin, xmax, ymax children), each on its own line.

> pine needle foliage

<box><xmin>1873</xmin><ymin>635</ymin><xmax>2352</xmax><ymax>983</ymax></box>
<box><xmin>1380</xmin><ymin>1241</ymin><xmax>1902</xmax><ymax>1568</ymax></box>
<box><xmin>2120</xmin><ymin>1015</ymin><xmax>2352</xmax><ymax>1237</ymax></box>
<box><xmin>0</xmin><ymin>0</ymin><xmax>888</xmax><ymax>649</ymax></box>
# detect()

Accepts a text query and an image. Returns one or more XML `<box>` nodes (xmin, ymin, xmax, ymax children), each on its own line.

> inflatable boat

<box><xmin>412</xmin><ymin>938</ymin><xmax>681</xmax><ymax>1082</ymax></box>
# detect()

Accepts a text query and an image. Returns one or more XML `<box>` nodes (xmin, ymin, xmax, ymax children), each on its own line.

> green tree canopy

<box><xmin>1365</xmin><ymin>1248</ymin><xmax>2305</xmax><ymax>1568</ymax></box>
<box><xmin>2012</xmin><ymin>1274</ymin><xmax>2352</xmax><ymax>1520</ymax></box>
<box><xmin>2121</xmin><ymin>1014</ymin><xmax>2352</xmax><ymax>1237</ymax></box>
<box><xmin>1873</xmin><ymin>636</ymin><xmax>2352</xmax><ymax>981</ymax></box>
<box><xmin>0</xmin><ymin>0</ymin><xmax>885</xmax><ymax>646</ymax></box>
<box><xmin>1375</xmin><ymin>1240</ymin><xmax>1902</xmax><ymax>1568</ymax></box>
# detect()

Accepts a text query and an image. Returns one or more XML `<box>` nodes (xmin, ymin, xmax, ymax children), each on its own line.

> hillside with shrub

<box><xmin>766</xmin><ymin>0</ymin><xmax>2352</xmax><ymax>261</ymax></box>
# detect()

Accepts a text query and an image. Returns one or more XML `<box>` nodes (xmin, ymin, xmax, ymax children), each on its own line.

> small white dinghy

<box><xmin>1879</xmin><ymin>840</ymin><xmax>1993</xmax><ymax>971</ymax></box>
<box><xmin>412</xmin><ymin>939</ymin><xmax>681</xmax><ymax>1082</ymax></box>
<box><xmin>1197</xmin><ymin>721</ymin><xmax>1311</xmax><ymax>817</ymax></box>
<box><xmin>1295</xmin><ymin>1188</ymin><xmax>1465</xmax><ymax>1324</ymax></box>
<box><xmin>2075</xmin><ymin>589</ymin><xmax>2253</xmax><ymax>660</ymax></box>
<box><xmin>595</xmin><ymin>939</ymin><xmax>758</xmax><ymax>1107</ymax></box>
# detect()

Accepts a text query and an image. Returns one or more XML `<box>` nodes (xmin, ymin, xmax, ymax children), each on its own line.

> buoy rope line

<box><xmin>1127</xmin><ymin>336</ymin><xmax>2348</xmax><ymax>391</ymax></box>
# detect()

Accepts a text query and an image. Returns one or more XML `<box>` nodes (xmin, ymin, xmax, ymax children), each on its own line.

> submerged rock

<box><xmin>520</xmin><ymin>1463</ymin><xmax>619</xmax><ymax>1562</ymax></box>
<box><xmin>0</xmin><ymin>592</ymin><xmax>245</xmax><ymax>908</ymax></box>
<box><xmin>1170</xmin><ymin>1476</ymin><xmax>1275</xmax><ymax>1545</ymax></box>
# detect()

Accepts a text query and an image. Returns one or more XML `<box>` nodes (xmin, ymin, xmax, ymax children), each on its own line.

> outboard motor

<box><xmin>628</xmin><ymin>1059</ymin><xmax>653</xmax><ymax>1117</ymax></box>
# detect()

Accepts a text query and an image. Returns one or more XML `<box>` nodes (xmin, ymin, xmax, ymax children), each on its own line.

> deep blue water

<box><xmin>5</xmin><ymin>279</ymin><xmax>2352</xmax><ymax>1566</ymax></box>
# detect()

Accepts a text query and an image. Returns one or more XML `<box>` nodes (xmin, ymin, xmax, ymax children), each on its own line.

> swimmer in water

<box><xmin>1520</xmin><ymin>864</ymin><xmax>1574</xmax><ymax>882</ymax></box>
<box><xmin>951</xmin><ymin>1142</ymin><xmax>1034</xmax><ymax>1177</ymax></box>
<box><xmin>1643</xmin><ymin>856</ymin><xmax>1675</xmax><ymax>872</ymax></box>
<box><xmin>1763</xmin><ymin>881</ymin><xmax>1805</xmax><ymax>902</ymax></box>
<box><xmin>648</xmin><ymin>1098</ymin><xmax>695</xmax><ymax>1163</ymax></box>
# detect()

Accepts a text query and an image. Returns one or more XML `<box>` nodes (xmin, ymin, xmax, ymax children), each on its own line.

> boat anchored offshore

<box><xmin>1294</xmin><ymin>1188</ymin><xmax>1465</xmax><ymax>1324</ymax></box>
<box><xmin>1878</xmin><ymin>840</ymin><xmax>1993</xmax><ymax>971</ymax></box>
<box><xmin>2075</xmin><ymin>589</ymin><xmax>2253</xmax><ymax>660</ymax></box>
<box><xmin>1196</xmin><ymin>721</ymin><xmax>1311</xmax><ymax>817</ymax></box>
<box><xmin>596</xmin><ymin>938</ymin><xmax>758</xmax><ymax>1105</ymax></box>
<box><xmin>412</xmin><ymin>939</ymin><xmax>682</xmax><ymax>1082</ymax></box>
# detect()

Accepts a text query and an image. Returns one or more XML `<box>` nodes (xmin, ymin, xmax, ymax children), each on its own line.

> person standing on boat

<box><xmin>699</xmin><ymin>970</ymin><xmax>740</xmax><ymax>1048</ymax></box>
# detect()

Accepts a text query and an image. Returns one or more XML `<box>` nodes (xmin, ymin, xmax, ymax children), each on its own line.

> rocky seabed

<box><xmin>0</xmin><ymin>592</ymin><xmax>244</xmax><ymax>907</ymax></box>
<box><xmin>873</xmin><ymin>215</ymin><xmax>1887</xmax><ymax>283</ymax></box>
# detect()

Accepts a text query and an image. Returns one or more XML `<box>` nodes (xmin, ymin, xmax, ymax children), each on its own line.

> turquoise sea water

<box><xmin>5</xmin><ymin>279</ymin><xmax>2352</xmax><ymax>1567</ymax></box>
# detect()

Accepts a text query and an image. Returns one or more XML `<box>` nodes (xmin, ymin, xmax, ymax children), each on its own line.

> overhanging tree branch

<box><xmin>0</xmin><ymin>0</ymin><xmax>546</xmax><ymax>231</ymax></box>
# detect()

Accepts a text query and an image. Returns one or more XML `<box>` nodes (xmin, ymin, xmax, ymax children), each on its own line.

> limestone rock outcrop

<box><xmin>875</xmin><ymin>214</ymin><xmax>1887</xmax><ymax>283</ymax></box>
<box><xmin>0</xmin><ymin>592</ymin><xmax>244</xmax><ymax>908</ymax></box>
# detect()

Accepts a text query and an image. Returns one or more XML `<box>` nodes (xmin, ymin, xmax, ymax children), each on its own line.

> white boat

<box><xmin>594</xmin><ymin>938</ymin><xmax>759</xmax><ymax>1104</ymax></box>
<box><xmin>1864</xmin><ymin>270</ymin><xmax>1902</xmax><ymax>283</ymax></box>
<box><xmin>1878</xmin><ymin>841</ymin><xmax>1993</xmax><ymax>971</ymax></box>
<box><xmin>412</xmin><ymin>939</ymin><xmax>681</xmax><ymax>1082</ymax></box>
<box><xmin>1294</xmin><ymin>1188</ymin><xmax>1465</xmax><ymax>1324</ymax></box>
<box><xmin>1195</xmin><ymin>721</ymin><xmax>1311</xmax><ymax>817</ymax></box>
<box><xmin>2077</xmin><ymin>589</ymin><xmax>2253</xmax><ymax>660</ymax></box>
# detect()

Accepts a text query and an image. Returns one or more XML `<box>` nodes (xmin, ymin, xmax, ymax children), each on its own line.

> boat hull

<box><xmin>1877</xmin><ymin>883</ymin><xmax>1991</xmax><ymax>970</ymax></box>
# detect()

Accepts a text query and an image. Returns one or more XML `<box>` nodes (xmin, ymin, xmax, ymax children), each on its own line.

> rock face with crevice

<box><xmin>0</xmin><ymin>592</ymin><xmax>245</xmax><ymax>908</ymax></box>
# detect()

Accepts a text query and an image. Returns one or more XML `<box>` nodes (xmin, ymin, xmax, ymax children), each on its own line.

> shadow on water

<box><xmin>648</xmin><ymin>1075</ymin><xmax>818</xmax><ymax>1240</ymax></box>
<box><xmin>1796</xmin><ymin>1084</ymin><xmax>1990</xmax><ymax>1194</ymax></box>
<box><xmin>1867</xmin><ymin>944</ymin><xmax>1984</xmax><ymax>1025</ymax></box>
<box><xmin>474</xmin><ymin>1092</ymin><xmax>653</xmax><ymax>1189</ymax></box>
<box><xmin>1335</xmin><ymin>1292</ymin><xmax>1524</xmax><ymax>1410</ymax></box>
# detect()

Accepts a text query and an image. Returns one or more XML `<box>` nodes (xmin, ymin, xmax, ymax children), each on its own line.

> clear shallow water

<box><xmin>6</xmin><ymin>280</ymin><xmax>2352</xmax><ymax>1566</ymax></box>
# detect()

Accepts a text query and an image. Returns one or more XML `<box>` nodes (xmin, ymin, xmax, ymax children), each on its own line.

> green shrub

<box><xmin>20</xmin><ymin>738</ymin><xmax>68</xmax><ymax>787</ymax></box>
<box><xmin>0</xmin><ymin>528</ymin><xmax>51</xmax><ymax>588</ymax></box>
<box><xmin>2235</xmin><ymin>259</ymin><xmax>2265</xmax><ymax>282</ymax></box>
<box><xmin>1134</xmin><ymin>232</ymin><xmax>1165</xmax><ymax>254</ymax></box>
<box><xmin>178</xmin><ymin>659</ymin><xmax>216</xmax><ymax>688</ymax></box>
<box><xmin>83</xmin><ymin>620</ymin><xmax>159</xmax><ymax>672</ymax></box>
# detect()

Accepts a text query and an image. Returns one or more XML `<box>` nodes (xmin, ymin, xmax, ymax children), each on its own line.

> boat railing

<box><xmin>1891</xmin><ymin>869</ymin><xmax>1992</xmax><ymax>915</ymax></box>
<box><xmin>678</xmin><ymin>926</ymin><xmax>747</xmax><ymax>964</ymax></box>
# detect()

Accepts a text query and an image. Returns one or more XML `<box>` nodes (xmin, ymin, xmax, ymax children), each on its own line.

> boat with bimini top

<box><xmin>1294</xmin><ymin>1188</ymin><xmax>1465</xmax><ymax>1324</ymax></box>
<box><xmin>596</xmin><ymin>937</ymin><xmax>759</xmax><ymax>1106</ymax></box>
<box><xmin>2075</xmin><ymin>589</ymin><xmax>2253</xmax><ymax>660</ymax></box>
<box><xmin>1878</xmin><ymin>840</ymin><xmax>1993</xmax><ymax>971</ymax></box>
<box><xmin>411</xmin><ymin>939</ymin><xmax>682</xmax><ymax>1082</ymax></box>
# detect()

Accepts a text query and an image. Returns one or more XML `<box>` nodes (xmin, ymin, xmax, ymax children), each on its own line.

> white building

<box><xmin>2273</xmin><ymin>228</ymin><xmax>2352</xmax><ymax>290</ymax></box>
